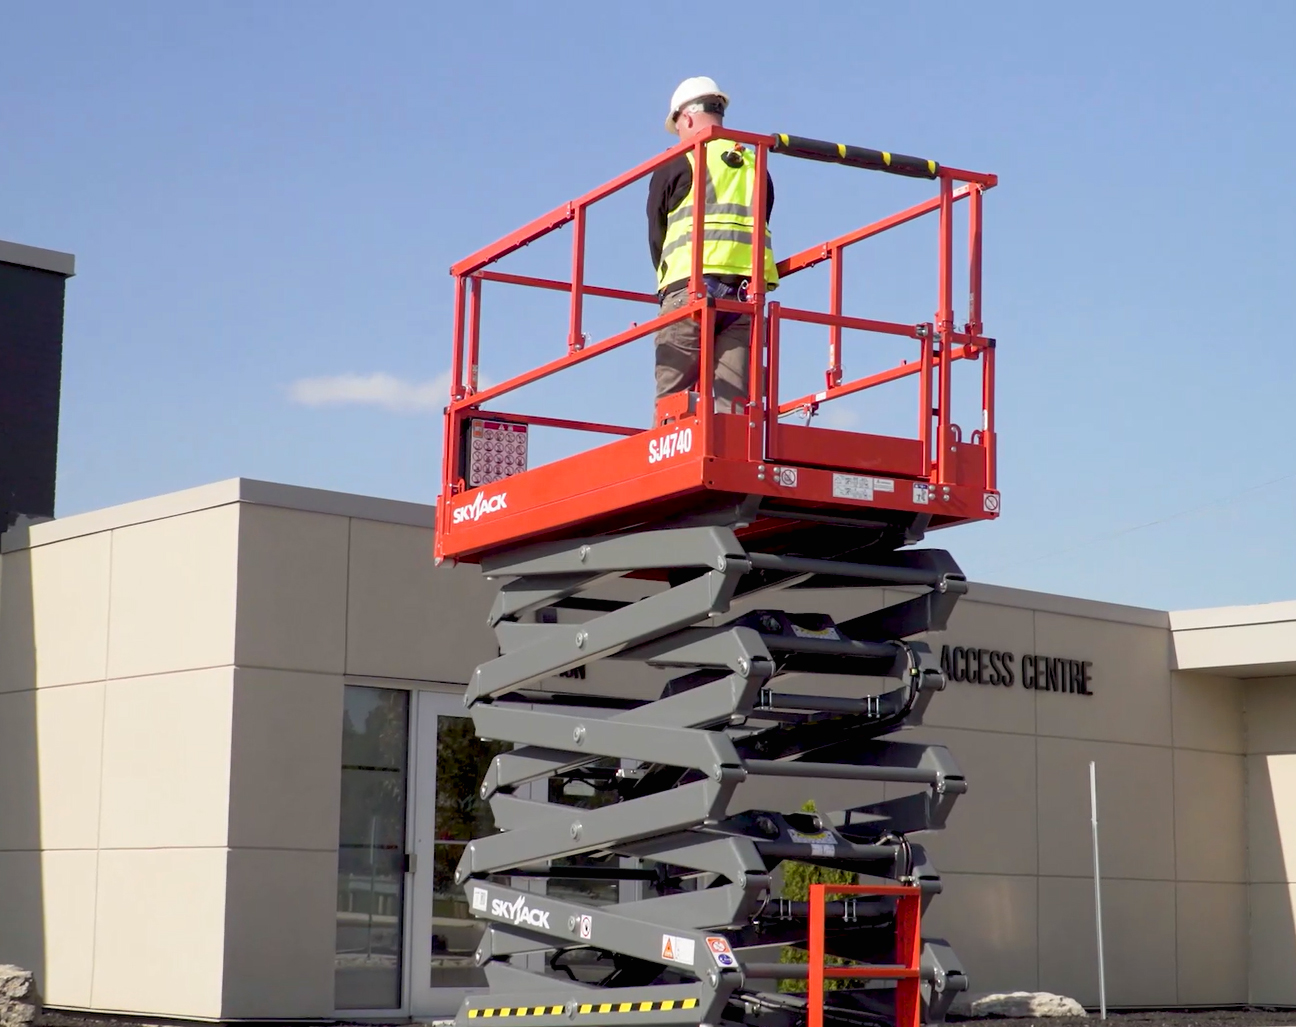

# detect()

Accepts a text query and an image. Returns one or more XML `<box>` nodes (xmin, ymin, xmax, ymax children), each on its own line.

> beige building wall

<box><xmin>1</xmin><ymin>477</ymin><xmax>1292</xmax><ymax>1017</ymax></box>
<box><xmin>0</xmin><ymin>480</ymin><xmax>497</xmax><ymax>1020</ymax></box>
<box><xmin>1171</xmin><ymin>601</ymin><xmax>1296</xmax><ymax>1007</ymax></box>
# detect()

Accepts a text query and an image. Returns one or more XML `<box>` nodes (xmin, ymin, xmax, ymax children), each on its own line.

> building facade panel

<box><xmin>40</xmin><ymin>848</ymin><xmax>98</xmax><ymax>1008</ymax></box>
<box><xmin>1035</xmin><ymin>737</ymin><xmax>1176</xmax><ymax>882</ymax></box>
<box><xmin>90</xmin><ymin>847</ymin><xmax>229</xmax><ymax>1018</ymax></box>
<box><xmin>221</xmin><ymin>847</ymin><xmax>338</xmax><ymax>1018</ymax></box>
<box><xmin>907</xmin><ymin>596</ymin><xmax>1039</xmax><ymax>736</ymax></box>
<box><xmin>1174</xmin><ymin>881</ymin><xmax>1248</xmax><ymax>1005</ymax></box>
<box><xmin>105</xmin><ymin>505</ymin><xmax>239</xmax><ymax>679</ymax></box>
<box><xmin>920</xmin><ymin>872</ymin><xmax>1038</xmax><ymax>994</ymax></box>
<box><xmin>1247</xmin><ymin>752</ymin><xmax>1296</xmax><ymax>884</ymax></box>
<box><xmin>34</xmin><ymin>681</ymin><xmax>105</xmax><ymax>851</ymax></box>
<box><xmin>344</xmin><ymin>518</ymin><xmax>497</xmax><ymax>683</ymax></box>
<box><xmin>0</xmin><ymin>689</ymin><xmax>40</xmax><ymax>850</ymax></box>
<box><xmin>29</xmin><ymin>531</ymin><xmax>111</xmax><ymax>688</ymax></box>
<box><xmin>97</xmin><ymin>668</ymin><xmax>234</xmax><ymax>850</ymax></box>
<box><xmin>227</xmin><ymin>667</ymin><xmax>344</xmax><ymax>851</ymax></box>
<box><xmin>1244</xmin><ymin>676</ymin><xmax>1296</xmax><ymax>755</ymax></box>
<box><xmin>234</xmin><ymin>505</ymin><xmax>349</xmax><ymax>674</ymax></box>
<box><xmin>1172</xmin><ymin>748</ymin><xmax>1246</xmax><ymax>883</ymax></box>
<box><xmin>1246</xmin><ymin>882</ymin><xmax>1296</xmax><ymax>1005</ymax></box>
<box><xmin>1032</xmin><ymin>613</ymin><xmax>1173</xmax><ymax>747</ymax></box>
<box><xmin>1038</xmin><ymin>876</ymin><xmax>1178</xmax><ymax>1006</ymax></box>
<box><xmin>900</xmin><ymin>726</ymin><xmax>1038</xmax><ymax>877</ymax></box>
<box><xmin>1170</xmin><ymin>672</ymin><xmax>1245</xmax><ymax>754</ymax></box>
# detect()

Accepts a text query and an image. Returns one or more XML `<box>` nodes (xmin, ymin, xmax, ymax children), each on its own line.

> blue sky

<box><xmin>3</xmin><ymin>1</ymin><xmax>1294</xmax><ymax>611</ymax></box>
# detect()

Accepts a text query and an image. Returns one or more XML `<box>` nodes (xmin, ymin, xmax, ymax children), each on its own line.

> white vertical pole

<box><xmin>1089</xmin><ymin>761</ymin><xmax>1107</xmax><ymax>1020</ymax></box>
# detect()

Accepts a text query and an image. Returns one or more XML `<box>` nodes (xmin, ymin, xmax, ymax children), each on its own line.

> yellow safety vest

<box><xmin>657</xmin><ymin>143</ymin><xmax>779</xmax><ymax>292</ymax></box>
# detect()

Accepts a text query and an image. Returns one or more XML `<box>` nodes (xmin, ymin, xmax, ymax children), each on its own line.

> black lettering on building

<box><xmin>939</xmin><ymin>646</ymin><xmax>1088</xmax><ymax>695</ymax></box>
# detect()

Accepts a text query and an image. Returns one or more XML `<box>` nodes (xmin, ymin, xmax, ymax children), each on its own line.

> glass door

<box><xmin>409</xmin><ymin>691</ymin><xmax>512</xmax><ymax>1017</ymax></box>
<box><xmin>408</xmin><ymin>692</ymin><xmax>622</xmax><ymax>1017</ymax></box>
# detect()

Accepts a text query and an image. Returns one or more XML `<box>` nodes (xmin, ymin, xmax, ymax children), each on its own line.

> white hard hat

<box><xmin>666</xmin><ymin>76</ymin><xmax>730</xmax><ymax>134</ymax></box>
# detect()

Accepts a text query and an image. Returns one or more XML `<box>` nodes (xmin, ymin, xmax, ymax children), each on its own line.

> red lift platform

<box><xmin>435</xmin><ymin>126</ymin><xmax>998</xmax><ymax>564</ymax></box>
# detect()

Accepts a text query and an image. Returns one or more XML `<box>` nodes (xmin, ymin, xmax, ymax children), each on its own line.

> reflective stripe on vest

<box><xmin>657</xmin><ymin>144</ymin><xmax>779</xmax><ymax>291</ymax></box>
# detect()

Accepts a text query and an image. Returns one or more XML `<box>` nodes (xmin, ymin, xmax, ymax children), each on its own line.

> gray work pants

<box><xmin>653</xmin><ymin>288</ymin><xmax>750</xmax><ymax>414</ymax></box>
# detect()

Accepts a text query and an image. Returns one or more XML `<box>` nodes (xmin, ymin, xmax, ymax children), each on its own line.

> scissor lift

<box><xmin>435</xmin><ymin>126</ymin><xmax>998</xmax><ymax>1027</ymax></box>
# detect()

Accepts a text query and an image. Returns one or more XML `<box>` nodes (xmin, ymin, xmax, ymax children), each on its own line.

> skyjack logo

<box><xmin>648</xmin><ymin>426</ymin><xmax>693</xmax><ymax>464</ymax></box>
<box><xmin>490</xmin><ymin>895</ymin><xmax>551</xmax><ymax>930</ymax></box>
<box><xmin>452</xmin><ymin>490</ymin><xmax>508</xmax><ymax>525</ymax></box>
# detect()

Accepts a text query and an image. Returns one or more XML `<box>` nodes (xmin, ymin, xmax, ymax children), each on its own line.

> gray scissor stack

<box><xmin>453</xmin><ymin>521</ymin><xmax>970</xmax><ymax>1027</ymax></box>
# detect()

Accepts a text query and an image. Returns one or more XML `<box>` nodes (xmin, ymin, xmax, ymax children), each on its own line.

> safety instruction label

<box><xmin>790</xmin><ymin>623</ymin><xmax>840</xmax><ymax>640</ymax></box>
<box><xmin>913</xmin><ymin>483</ymin><xmax>931</xmax><ymax>505</ymax></box>
<box><xmin>472</xmin><ymin>887</ymin><xmax>488</xmax><ymax>911</ymax></box>
<box><xmin>661</xmin><ymin>933</ymin><xmax>695</xmax><ymax>966</ymax></box>
<box><xmin>706</xmin><ymin>935</ymin><xmax>737</xmax><ymax>968</ymax></box>
<box><xmin>872</xmin><ymin>477</ymin><xmax>895</xmax><ymax>492</ymax></box>
<box><xmin>832</xmin><ymin>473</ymin><xmax>874</xmax><ymax>501</ymax></box>
<box><xmin>789</xmin><ymin>829</ymin><xmax>837</xmax><ymax>857</ymax></box>
<box><xmin>578</xmin><ymin>914</ymin><xmax>592</xmax><ymax>940</ymax></box>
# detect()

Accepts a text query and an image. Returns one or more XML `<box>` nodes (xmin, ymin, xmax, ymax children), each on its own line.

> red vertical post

<box><xmin>894</xmin><ymin>891</ymin><xmax>923</xmax><ymax>1027</ymax></box>
<box><xmin>747</xmin><ymin>139</ymin><xmax>769</xmax><ymax>457</ymax></box>
<box><xmin>918</xmin><ymin>323</ymin><xmax>933</xmax><ymax>478</ymax></box>
<box><xmin>827</xmin><ymin>246</ymin><xmax>843</xmax><ymax>389</ymax></box>
<box><xmin>698</xmin><ymin>299</ymin><xmax>716</xmax><ymax>453</ymax></box>
<box><xmin>467</xmin><ymin>277</ymin><xmax>482</xmax><ymax>394</ymax></box>
<box><xmin>983</xmin><ymin>343</ymin><xmax>997</xmax><ymax>491</ymax></box>
<box><xmin>568</xmin><ymin>204</ymin><xmax>586</xmax><ymax>354</ymax></box>
<box><xmin>450</xmin><ymin>275</ymin><xmax>467</xmax><ymax>401</ymax></box>
<box><xmin>442</xmin><ymin>276</ymin><xmax>467</xmax><ymax>511</ymax></box>
<box><xmin>689</xmin><ymin>139</ymin><xmax>707</xmax><ymax>300</ymax></box>
<box><xmin>935</xmin><ymin>177</ymin><xmax>955</xmax><ymax>485</ymax></box>
<box><xmin>690</xmin><ymin>138</ymin><xmax>710</xmax><ymax>427</ymax></box>
<box><xmin>808</xmin><ymin>883</ymin><xmax>826</xmax><ymax>1027</ymax></box>
<box><xmin>967</xmin><ymin>183</ymin><xmax>995</xmax><ymax>491</ymax></box>
<box><xmin>966</xmin><ymin>184</ymin><xmax>983</xmax><ymax>338</ymax></box>
<box><xmin>765</xmin><ymin>302</ymin><xmax>781</xmax><ymax>462</ymax></box>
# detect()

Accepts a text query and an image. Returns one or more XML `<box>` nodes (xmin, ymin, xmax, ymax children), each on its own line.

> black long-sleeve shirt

<box><xmin>646</xmin><ymin>153</ymin><xmax>774</xmax><ymax>294</ymax></box>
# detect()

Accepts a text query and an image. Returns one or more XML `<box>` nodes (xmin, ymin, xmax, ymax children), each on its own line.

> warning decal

<box><xmin>706</xmin><ymin>935</ymin><xmax>737</xmax><ymax>969</ymax></box>
<box><xmin>661</xmin><ymin>933</ymin><xmax>695</xmax><ymax>966</ymax></box>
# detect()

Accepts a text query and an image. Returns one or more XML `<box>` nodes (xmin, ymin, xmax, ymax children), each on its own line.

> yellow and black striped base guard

<box><xmin>460</xmin><ymin>989</ymin><xmax>708</xmax><ymax>1027</ymax></box>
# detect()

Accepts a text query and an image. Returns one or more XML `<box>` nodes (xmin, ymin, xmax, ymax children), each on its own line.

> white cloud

<box><xmin>288</xmin><ymin>371</ymin><xmax>452</xmax><ymax>414</ymax></box>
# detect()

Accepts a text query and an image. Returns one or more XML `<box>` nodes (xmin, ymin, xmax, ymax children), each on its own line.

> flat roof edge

<box><xmin>1170</xmin><ymin>598</ymin><xmax>1296</xmax><ymax>631</ymax></box>
<box><xmin>0</xmin><ymin>478</ymin><xmax>438</xmax><ymax>552</ymax></box>
<box><xmin>962</xmin><ymin>580</ymin><xmax>1171</xmax><ymax>628</ymax></box>
<box><xmin>0</xmin><ymin>239</ymin><xmax>75</xmax><ymax>277</ymax></box>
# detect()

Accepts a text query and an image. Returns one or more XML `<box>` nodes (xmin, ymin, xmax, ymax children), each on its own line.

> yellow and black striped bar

<box><xmin>771</xmin><ymin>134</ymin><xmax>939</xmax><ymax>180</ymax></box>
<box><xmin>468</xmin><ymin>1006</ymin><xmax>565</xmax><ymax>1018</ymax></box>
<box><xmin>577</xmin><ymin>998</ymin><xmax>700</xmax><ymax>1015</ymax></box>
<box><xmin>466</xmin><ymin>998</ymin><xmax>700</xmax><ymax>1019</ymax></box>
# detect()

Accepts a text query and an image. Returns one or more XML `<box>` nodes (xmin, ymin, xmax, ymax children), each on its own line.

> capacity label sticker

<box><xmin>832</xmin><ymin>473</ymin><xmax>874</xmax><ymax>501</ymax></box>
<box><xmin>471</xmin><ymin>887</ymin><xmax>488</xmax><ymax>911</ymax></box>
<box><xmin>706</xmin><ymin>936</ymin><xmax>737</xmax><ymax>969</ymax></box>
<box><xmin>661</xmin><ymin>934</ymin><xmax>695</xmax><ymax>966</ymax></box>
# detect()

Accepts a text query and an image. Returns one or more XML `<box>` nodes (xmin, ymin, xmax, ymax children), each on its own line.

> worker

<box><xmin>648</xmin><ymin>76</ymin><xmax>778</xmax><ymax>416</ymax></box>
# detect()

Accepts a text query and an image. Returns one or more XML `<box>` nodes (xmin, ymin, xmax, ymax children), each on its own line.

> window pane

<box><xmin>336</xmin><ymin>686</ymin><xmax>409</xmax><ymax>1010</ymax></box>
<box><xmin>431</xmin><ymin>716</ymin><xmax>511</xmax><ymax>987</ymax></box>
<box><xmin>435</xmin><ymin>715</ymin><xmax>511</xmax><ymax>841</ymax></box>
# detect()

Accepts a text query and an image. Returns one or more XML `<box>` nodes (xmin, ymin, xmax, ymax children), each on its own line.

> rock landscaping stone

<box><xmin>971</xmin><ymin>992</ymin><xmax>1087</xmax><ymax>1018</ymax></box>
<box><xmin>0</xmin><ymin>966</ymin><xmax>40</xmax><ymax>1027</ymax></box>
